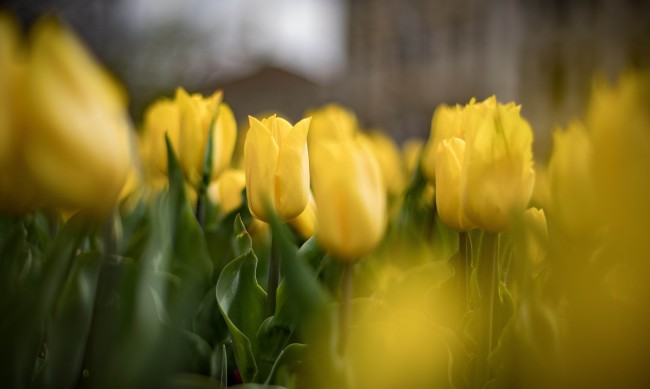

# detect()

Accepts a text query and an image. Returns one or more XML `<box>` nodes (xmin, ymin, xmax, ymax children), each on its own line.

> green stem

<box><xmin>338</xmin><ymin>262</ymin><xmax>353</xmax><ymax>356</ymax></box>
<box><xmin>195</xmin><ymin>190</ymin><xmax>206</xmax><ymax>229</ymax></box>
<box><xmin>476</xmin><ymin>231</ymin><xmax>500</xmax><ymax>387</ymax></box>
<box><xmin>267</xmin><ymin>230</ymin><xmax>280</xmax><ymax>316</ymax></box>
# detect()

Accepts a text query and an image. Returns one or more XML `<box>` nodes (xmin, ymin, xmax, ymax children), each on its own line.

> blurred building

<box><xmin>2</xmin><ymin>0</ymin><xmax>649</xmax><ymax>158</ymax></box>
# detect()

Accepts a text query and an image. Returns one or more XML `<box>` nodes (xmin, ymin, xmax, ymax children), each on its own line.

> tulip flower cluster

<box><xmin>2</xmin><ymin>12</ymin><xmax>650</xmax><ymax>389</ymax></box>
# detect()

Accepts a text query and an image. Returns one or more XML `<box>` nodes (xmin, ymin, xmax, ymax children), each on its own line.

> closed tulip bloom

<box><xmin>306</xmin><ymin>103</ymin><xmax>357</xmax><ymax>144</ymax></box>
<box><xmin>435</xmin><ymin>137</ymin><xmax>474</xmax><ymax>231</ymax></box>
<box><xmin>360</xmin><ymin>131</ymin><xmax>406</xmax><ymax>196</ymax></box>
<box><xmin>548</xmin><ymin>122</ymin><xmax>598</xmax><ymax>237</ymax></box>
<box><xmin>289</xmin><ymin>191</ymin><xmax>317</xmax><ymax>239</ymax></box>
<box><xmin>520</xmin><ymin>207</ymin><xmax>548</xmax><ymax>266</ymax></box>
<box><xmin>311</xmin><ymin>139</ymin><xmax>386</xmax><ymax>260</ymax></box>
<box><xmin>421</xmin><ymin>104</ymin><xmax>465</xmax><ymax>183</ymax></box>
<box><xmin>25</xmin><ymin>18</ymin><xmax>131</xmax><ymax>212</ymax></box>
<box><xmin>0</xmin><ymin>14</ymin><xmax>38</xmax><ymax>213</ymax></box>
<box><xmin>244</xmin><ymin>115</ymin><xmax>311</xmax><ymax>222</ymax></box>
<box><xmin>402</xmin><ymin>138</ymin><xmax>424</xmax><ymax>175</ymax></box>
<box><xmin>177</xmin><ymin>88</ymin><xmax>237</xmax><ymax>187</ymax></box>
<box><xmin>207</xmin><ymin>168</ymin><xmax>246</xmax><ymax>216</ymax></box>
<box><xmin>462</xmin><ymin>102</ymin><xmax>535</xmax><ymax>232</ymax></box>
<box><xmin>140</xmin><ymin>97</ymin><xmax>180</xmax><ymax>188</ymax></box>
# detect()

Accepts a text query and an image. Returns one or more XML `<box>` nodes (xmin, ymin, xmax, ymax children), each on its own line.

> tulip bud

<box><xmin>25</xmin><ymin>18</ymin><xmax>131</xmax><ymax>213</ymax></box>
<box><xmin>207</xmin><ymin>168</ymin><xmax>246</xmax><ymax>216</ymax></box>
<box><xmin>462</xmin><ymin>101</ymin><xmax>535</xmax><ymax>232</ymax></box>
<box><xmin>421</xmin><ymin>104</ymin><xmax>465</xmax><ymax>183</ymax></box>
<box><xmin>547</xmin><ymin>121</ymin><xmax>598</xmax><ymax>237</ymax></box>
<box><xmin>360</xmin><ymin>131</ymin><xmax>407</xmax><ymax>197</ymax></box>
<box><xmin>244</xmin><ymin>115</ymin><xmax>311</xmax><ymax>222</ymax></box>
<box><xmin>402</xmin><ymin>138</ymin><xmax>424</xmax><ymax>175</ymax></box>
<box><xmin>587</xmin><ymin>72</ymin><xmax>650</xmax><ymax>230</ymax></box>
<box><xmin>311</xmin><ymin>139</ymin><xmax>386</xmax><ymax>260</ymax></box>
<box><xmin>140</xmin><ymin>97</ymin><xmax>180</xmax><ymax>185</ymax></box>
<box><xmin>289</xmin><ymin>191</ymin><xmax>317</xmax><ymax>239</ymax></box>
<box><xmin>0</xmin><ymin>13</ymin><xmax>38</xmax><ymax>213</ymax></box>
<box><xmin>519</xmin><ymin>207</ymin><xmax>548</xmax><ymax>266</ymax></box>
<box><xmin>176</xmin><ymin>88</ymin><xmax>237</xmax><ymax>187</ymax></box>
<box><xmin>306</xmin><ymin>103</ymin><xmax>357</xmax><ymax>144</ymax></box>
<box><xmin>435</xmin><ymin>137</ymin><xmax>474</xmax><ymax>231</ymax></box>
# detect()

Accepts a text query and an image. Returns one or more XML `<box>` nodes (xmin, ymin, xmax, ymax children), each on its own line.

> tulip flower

<box><xmin>360</xmin><ymin>131</ymin><xmax>406</xmax><ymax>197</ymax></box>
<box><xmin>520</xmin><ymin>207</ymin><xmax>548</xmax><ymax>267</ymax></box>
<box><xmin>586</xmin><ymin>72</ymin><xmax>650</xmax><ymax>229</ymax></box>
<box><xmin>310</xmin><ymin>139</ymin><xmax>386</xmax><ymax>260</ymax></box>
<box><xmin>177</xmin><ymin>88</ymin><xmax>237</xmax><ymax>187</ymax></box>
<box><xmin>402</xmin><ymin>138</ymin><xmax>424</xmax><ymax>175</ymax></box>
<box><xmin>0</xmin><ymin>14</ymin><xmax>38</xmax><ymax>213</ymax></box>
<box><xmin>289</xmin><ymin>191</ymin><xmax>317</xmax><ymax>239</ymax></box>
<box><xmin>24</xmin><ymin>18</ymin><xmax>131</xmax><ymax>213</ymax></box>
<box><xmin>207</xmin><ymin>168</ymin><xmax>246</xmax><ymax>216</ymax></box>
<box><xmin>548</xmin><ymin>121</ymin><xmax>598</xmax><ymax>237</ymax></box>
<box><xmin>421</xmin><ymin>103</ymin><xmax>466</xmax><ymax>183</ymax></box>
<box><xmin>435</xmin><ymin>137</ymin><xmax>474</xmax><ymax>231</ymax></box>
<box><xmin>306</xmin><ymin>103</ymin><xmax>357</xmax><ymax>144</ymax></box>
<box><xmin>462</xmin><ymin>100</ymin><xmax>535</xmax><ymax>232</ymax></box>
<box><xmin>244</xmin><ymin>115</ymin><xmax>311</xmax><ymax>222</ymax></box>
<box><xmin>139</xmin><ymin>97</ymin><xmax>180</xmax><ymax>189</ymax></box>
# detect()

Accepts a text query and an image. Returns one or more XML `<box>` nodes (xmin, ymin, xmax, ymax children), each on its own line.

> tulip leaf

<box><xmin>216</xmin><ymin>249</ymin><xmax>267</xmax><ymax>382</ymax></box>
<box><xmin>34</xmin><ymin>251</ymin><xmax>102</xmax><ymax>388</ymax></box>
<box><xmin>233</xmin><ymin>214</ymin><xmax>252</xmax><ymax>257</ymax></box>
<box><xmin>193</xmin><ymin>285</ymin><xmax>230</xmax><ymax>347</ymax></box>
<box><xmin>263</xmin><ymin>343</ymin><xmax>306</xmax><ymax>385</ymax></box>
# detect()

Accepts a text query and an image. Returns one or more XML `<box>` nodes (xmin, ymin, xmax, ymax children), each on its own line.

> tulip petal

<box><xmin>245</xmin><ymin>116</ymin><xmax>279</xmax><ymax>221</ymax></box>
<box><xmin>275</xmin><ymin>117</ymin><xmax>311</xmax><ymax>220</ymax></box>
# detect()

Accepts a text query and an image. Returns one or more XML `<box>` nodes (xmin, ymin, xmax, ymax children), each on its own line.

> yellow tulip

<box><xmin>310</xmin><ymin>139</ymin><xmax>386</xmax><ymax>260</ymax></box>
<box><xmin>421</xmin><ymin>103</ymin><xmax>466</xmax><ymax>183</ymax></box>
<box><xmin>402</xmin><ymin>138</ymin><xmax>424</xmax><ymax>175</ymax></box>
<box><xmin>360</xmin><ymin>131</ymin><xmax>406</xmax><ymax>196</ymax></box>
<box><xmin>547</xmin><ymin>121</ymin><xmax>598</xmax><ymax>237</ymax></box>
<box><xmin>289</xmin><ymin>191</ymin><xmax>317</xmax><ymax>239</ymax></box>
<box><xmin>207</xmin><ymin>168</ymin><xmax>246</xmax><ymax>216</ymax></box>
<box><xmin>0</xmin><ymin>13</ymin><xmax>38</xmax><ymax>213</ymax></box>
<box><xmin>462</xmin><ymin>100</ymin><xmax>535</xmax><ymax>232</ymax></box>
<box><xmin>434</xmin><ymin>137</ymin><xmax>474</xmax><ymax>231</ymax></box>
<box><xmin>586</xmin><ymin>72</ymin><xmax>650</xmax><ymax>230</ymax></box>
<box><xmin>24</xmin><ymin>18</ymin><xmax>131</xmax><ymax>213</ymax></box>
<box><xmin>306</xmin><ymin>103</ymin><xmax>357</xmax><ymax>144</ymax></box>
<box><xmin>244</xmin><ymin>115</ymin><xmax>311</xmax><ymax>221</ymax></box>
<box><xmin>140</xmin><ymin>97</ymin><xmax>180</xmax><ymax>186</ymax></box>
<box><xmin>177</xmin><ymin>88</ymin><xmax>237</xmax><ymax>187</ymax></box>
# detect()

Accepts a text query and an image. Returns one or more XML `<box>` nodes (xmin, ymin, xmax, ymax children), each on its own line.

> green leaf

<box><xmin>193</xmin><ymin>285</ymin><xmax>230</xmax><ymax>347</ymax></box>
<box><xmin>167</xmin><ymin>373</ymin><xmax>222</xmax><ymax>389</ymax></box>
<box><xmin>233</xmin><ymin>214</ymin><xmax>253</xmax><ymax>257</ymax></box>
<box><xmin>216</xmin><ymin>250</ymin><xmax>267</xmax><ymax>382</ymax></box>
<box><xmin>34</xmin><ymin>252</ymin><xmax>102</xmax><ymax>388</ymax></box>
<box><xmin>263</xmin><ymin>343</ymin><xmax>305</xmax><ymax>386</ymax></box>
<box><xmin>297</xmin><ymin>236</ymin><xmax>326</xmax><ymax>272</ymax></box>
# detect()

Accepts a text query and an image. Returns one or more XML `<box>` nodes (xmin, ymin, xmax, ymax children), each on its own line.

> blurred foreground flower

<box><xmin>435</xmin><ymin>137</ymin><xmax>474</xmax><ymax>231</ymax></box>
<box><xmin>244</xmin><ymin>115</ymin><xmax>311</xmax><ymax>222</ymax></box>
<box><xmin>24</xmin><ymin>17</ymin><xmax>131</xmax><ymax>213</ymax></box>
<box><xmin>207</xmin><ymin>168</ymin><xmax>245</xmax><ymax>216</ymax></box>
<box><xmin>462</xmin><ymin>98</ymin><xmax>535</xmax><ymax>232</ymax></box>
<box><xmin>311</xmin><ymin>139</ymin><xmax>386</xmax><ymax>260</ymax></box>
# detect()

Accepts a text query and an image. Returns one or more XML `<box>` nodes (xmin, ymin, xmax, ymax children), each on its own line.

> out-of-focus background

<box><xmin>3</xmin><ymin>0</ymin><xmax>650</xmax><ymax>159</ymax></box>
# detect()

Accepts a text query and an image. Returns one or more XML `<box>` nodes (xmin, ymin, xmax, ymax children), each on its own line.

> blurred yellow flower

<box><xmin>435</xmin><ymin>137</ymin><xmax>474</xmax><ymax>231</ymax></box>
<box><xmin>519</xmin><ymin>207</ymin><xmax>548</xmax><ymax>267</ymax></box>
<box><xmin>311</xmin><ymin>139</ymin><xmax>386</xmax><ymax>260</ymax></box>
<box><xmin>0</xmin><ymin>13</ymin><xmax>38</xmax><ymax>213</ymax></box>
<box><xmin>421</xmin><ymin>103</ymin><xmax>466</xmax><ymax>183</ymax></box>
<box><xmin>139</xmin><ymin>88</ymin><xmax>237</xmax><ymax>191</ymax></box>
<box><xmin>462</xmin><ymin>99</ymin><xmax>535</xmax><ymax>232</ymax></box>
<box><xmin>548</xmin><ymin>121</ymin><xmax>598</xmax><ymax>237</ymax></box>
<box><xmin>401</xmin><ymin>138</ymin><xmax>424</xmax><ymax>175</ymax></box>
<box><xmin>244</xmin><ymin>115</ymin><xmax>311</xmax><ymax>222</ymax></box>
<box><xmin>587</xmin><ymin>72</ymin><xmax>650</xmax><ymax>230</ymax></box>
<box><xmin>207</xmin><ymin>168</ymin><xmax>246</xmax><ymax>216</ymax></box>
<box><xmin>24</xmin><ymin>17</ymin><xmax>131</xmax><ymax>213</ymax></box>
<box><xmin>289</xmin><ymin>191</ymin><xmax>317</xmax><ymax>239</ymax></box>
<box><xmin>360</xmin><ymin>131</ymin><xmax>406</xmax><ymax>197</ymax></box>
<box><xmin>306</xmin><ymin>103</ymin><xmax>357</xmax><ymax>143</ymax></box>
